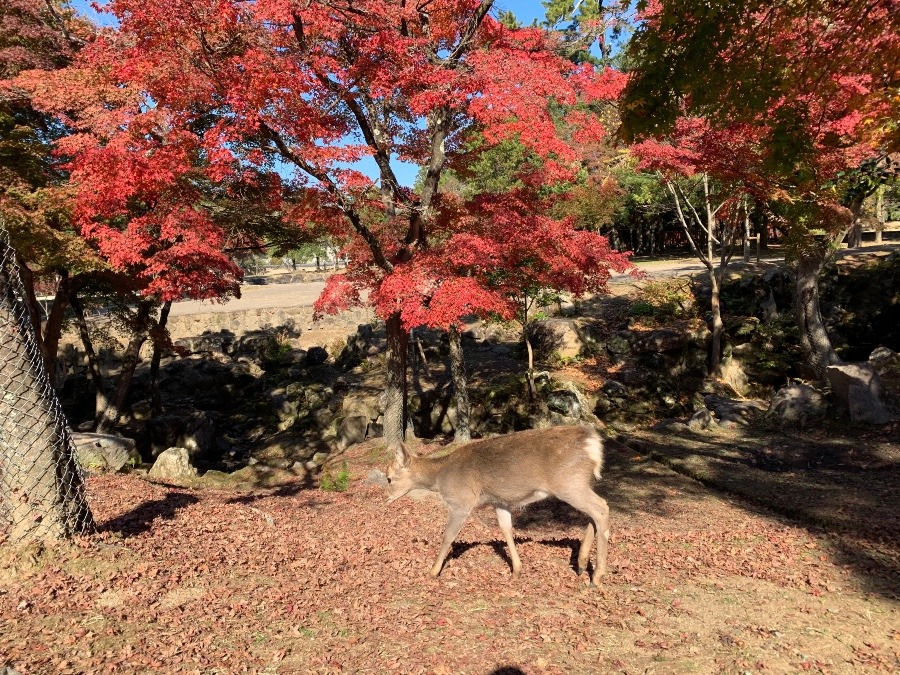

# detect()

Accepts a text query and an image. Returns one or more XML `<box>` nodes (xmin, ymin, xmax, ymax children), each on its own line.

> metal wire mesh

<box><xmin>0</xmin><ymin>224</ymin><xmax>94</xmax><ymax>544</ymax></box>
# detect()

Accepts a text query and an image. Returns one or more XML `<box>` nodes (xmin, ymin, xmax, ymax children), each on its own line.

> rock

<box><xmin>652</xmin><ymin>419</ymin><xmax>690</xmax><ymax>433</ymax></box>
<box><xmin>631</xmin><ymin>328</ymin><xmax>688</xmax><ymax>354</ymax></box>
<box><xmin>601</xmin><ymin>380</ymin><xmax>628</xmax><ymax>398</ymax></box>
<box><xmin>847</xmin><ymin>383</ymin><xmax>895</xmax><ymax>425</ymax></box>
<box><xmin>252</xmin><ymin>428</ymin><xmax>304</xmax><ymax>461</ymax></box>
<box><xmin>716</xmin><ymin>355</ymin><xmax>750</xmax><ymax>396</ymax></box>
<box><xmin>868</xmin><ymin>346</ymin><xmax>899</xmax><ymax>374</ymax></box>
<box><xmin>760</xmin><ymin>289</ymin><xmax>778</xmax><ymax>322</ymax></box>
<box><xmin>310</xmin><ymin>451</ymin><xmax>330</xmax><ymax>467</ymax></box>
<box><xmin>149</xmin><ymin>409</ymin><xmax>216</xmax><ymax>458</ymax></box>
<box><xmin>367</xmin><ymin>468</ymin><xmax>389</xmax><ymax>488</ymax></box>
<box><xmin>767</xmin><ymin>384</ymin><xmax>827</xmax><ymax>423</ymax></box>
<box><xmin>605</xmin><ymin>331</ymin><xmax>632</xmax><ymax>361</ymax></box>
<box><xmin>825</xmin><ymin>363</ymin><xmax>895</xmax><ymax>423</ymax></box>
<box><xmin>545</xmin><ymin>390</ymin><xmax>582</xmax><ymax>418</ymax></box>
<box><xmin>336</xmin><ymin>414</ymin><xmax>369</xmax><ymax>450</ymax></box>
<box><xmin>703</xmin><ymin>394</ymin><xmax>765</xmax><ymax>425</ymax></box>
<box><xmin>617</xmin><ymin>367</ymin><xmax>655</xmax><ymax>388</ymax></box>
<box><xmin>71</xmin><ymin>432</ymin><xmax>137</xmax><ymax>473</ymax></box>
<box><xmin>196</xmin><ymin>470</ymin><xmax>232</xmax><ymax>489</ymax></box>
<box><xmin>367</xmin><ymin>422</ymin><xmax>384</xmax><ymax>439</ymax></box>
<box><xmin>338</xmin><ymin>324</ymin><xmax>375</xmax><ymax>367</ymax></box>
<box><xmin>148</xmin><ymin>447</ymin><xmax>197</xmax><ymax>481</ymax></box>
<box><xmin>526</xmin><ymin>318</ymin><xmax>584</xmax><ymax>361</ymax></box>
<box><xmin>341</xmin><ymin>392</ymin><xmax>382</xmax><ymax>421</ymax></box>
<box><xmin>687</xmin><ymin>408</ymin><xmax>716</xmax><ymax>431</ymax></box>
<box><xmin>826</xmin><ymin>362</ymin><xmax>883</xmax><ymax>402</ymax></box>
<box><xmin>225</xmin><ymin>465</ymin><xmax>298</xmax><ymax>488</ymax></box>
<box><xmin>305</xmin><ymin>346</ymin><xmax>328</xmax><ymax>366</ymax></box>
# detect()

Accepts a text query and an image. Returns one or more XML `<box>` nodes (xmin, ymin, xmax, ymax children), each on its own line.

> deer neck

<box><xmin>410</xmin><ymin>455</ymin><xmax>448</xmax><ymax>491</ymax></box>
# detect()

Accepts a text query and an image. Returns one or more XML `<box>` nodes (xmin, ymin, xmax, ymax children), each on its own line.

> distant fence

<box><xmin>0</xmin><ymin>224</ymin><xmax>93</xmax><ymax>543</ymax></box>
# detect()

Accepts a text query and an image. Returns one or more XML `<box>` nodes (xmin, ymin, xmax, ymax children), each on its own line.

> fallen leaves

<box><xmin>0</xmin><ymin>467</ymin><xmax>897</xmax><ymax>674</ymax></box>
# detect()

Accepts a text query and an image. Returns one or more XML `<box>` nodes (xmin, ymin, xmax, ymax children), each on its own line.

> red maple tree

<box><xmin>26</xmin><ymin>0</ymin><xmax>630</xmax><ymax>443</ymax></box>
<box><xmin>622</xmin><ymin>0</ymin><xmax>899</xmax><ymax>372</ymax></box>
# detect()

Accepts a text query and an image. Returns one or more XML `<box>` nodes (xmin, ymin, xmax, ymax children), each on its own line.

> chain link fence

<box><xmin>0</xmin><ymin>224</ymin><xmax>94</xmax><ymax>544</ymax></box>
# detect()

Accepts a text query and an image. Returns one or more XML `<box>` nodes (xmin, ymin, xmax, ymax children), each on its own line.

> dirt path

<box><xmin>166</xmin><ymin>242</ymin><xmax>899</xmax><ymax>316</ymax></box>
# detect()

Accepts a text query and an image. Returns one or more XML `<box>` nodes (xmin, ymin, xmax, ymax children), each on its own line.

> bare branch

<box><xmin>664</xmin><ymin>177</ymin><xmax>712</xmax><ymax>270</ymax></box>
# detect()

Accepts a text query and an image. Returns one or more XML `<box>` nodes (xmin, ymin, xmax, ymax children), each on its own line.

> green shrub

<box><xmin>638</xmin><ymin>279</ymin><xmax>696</xmax><ymax>320</ymax></box>
<box><xmin>319</xmin><ymin>462</ymin><xmax>350</xmax><ymax>492</ymax></box>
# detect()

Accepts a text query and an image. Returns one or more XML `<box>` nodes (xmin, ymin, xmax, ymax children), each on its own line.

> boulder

<box><xmin>71</xmin><ymin>432</ymin><xmax>137</xmax><ymax>473</ymax></box>
<box><xmin>526</xmin><ymin>319</ymin><xmax>584</xmax><ymax>361</ymax></box>
<box><xmin>826</xmin><ymin>362</ymin><xmax>883</xmax><ymax>402</ymax></box>
<box><xmin>826</xmin><ymin>362</ymin><xmax>894</xmax><ymax>424</ymax></box>
<box><xmin>767</xmin><ymin>384</ymin><xmax>827</xmax><ymax>423</ymax></box>
<box><xmin>149</xmin><ymin>409</ymin><xmax>216</xmax><ymax>458</ymax></box>
<box><xmin>337</xmin><ymin>415</ymin><xmax>369</xmax><ymax>450</ymax></box>
<box><xmin>605</xmin><ymin>331</ymin><xmax>633</xmax><ymax>361</ymax></box>
<box><xmin>703</xmin><ymin>394</ymin><xmax>765</xmax><ymax>426</ymax></box>
<box><xmin>847</xmin><ymin>383</ymin><xmax>895</xmax><ymax>425</ymax></box>
<box><xmin>716</xmin><ymin>355</ymin><xmax>750</xmax><ymax>396</ymax></box>
<box><xmin>545</xmin><ymin>390</ymin><xmax>582</xmax><ymax>418</ymax></box>
<box><xmin>148</xmin><ymin>447</ymin><xmax>197</xmax><ymax>481</ymax></box>
<box><xmin>687</xmin><ymin>408</ymin><xmax>716</xmax><ymax>432</ymax></box>
<box><xmin>868</xmin><ymin>346</ymin><xmax>899</xmax><ymax>374</ymax></box>
<box><xmin>251</xmin><ymin>428</ymin><xmax>305</xmax><ymax>461</ymax></box>
<box><xmin>601</xmin><ymin>380</ymin><xmax>629</xmax><ymax>398</ymax></box>
<box><xmin>631</xmin><ymin>328</ymin><xmax>688</xmax><ymax>354</ymax></box>
<box><xmin>305</xmin><ymin>346</ymin><xmax>328</xmax><ymax>366</ymax></box>
<box><xmin>340</xmin><ymin>392</ymin><xmax>382</xmax><ymax>421</ymax></box>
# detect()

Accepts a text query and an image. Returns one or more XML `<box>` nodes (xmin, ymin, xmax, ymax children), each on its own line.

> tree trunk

<box><xmin>69</xmin><ymin>290</ymin><xmax>109</xmax><ymax>427</ymax></box>
<box><xmin>742</xmin><ymin>208</ymin><xmax>752</xmax><ymax>263</ymax></box>
<box><xmin>521</xmin><ymin>296</ymin><xmax>537</xmax><ymax>400</ymax></box>
<box><xmin>150</xmin><ymin>301</ymin><xmax>172</xmax><ymax>414</ymax></box>
<box><xmin>41</xmin><ymin>275</ymin><xmax>73</xmax><ymax>389</ymax></box>
<box><xmin>524</xmin><ymin>331</ymin><xmax>536</xmax><ymax>400</ymax></box>
<box><xmin>384</xmin><ymin>313</ymin><xmax>408</xmax><ymax>447</ymax></box>
<box><xmin>709</xmin><ymin>268</ymin><xmax>724</xmax><ymax>371</ymax></box>
<box><xmin>875</xmin><ymin>186</ymin><xmax>885</xmax><ymax>245</ymax></box>
<box><xmin>0</xmin><ymin>270</ymin><xmax>94</xmax><ymax>544</ymax></box>
<box><xmin>447</xmin><ymin>325</ymin><xmax>471</xmax><ymax>443</ymax></box>
<box><xmin>794</xmin><ymin>250</ymin><xmax>842</xmax><ymax>375</ymax></box>
<box><xmin>846</xmin><ymin>219</ymin><xmax>863</xmax><ymax>248</ymax></box>
<box><xmin>96</xmin><ymin>300</ymin><xmax>153</xmax><ymax>434</ymax></box>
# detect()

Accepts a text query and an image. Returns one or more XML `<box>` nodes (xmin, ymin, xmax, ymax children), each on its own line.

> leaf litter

<box><xmin>1</xmin><ymin>440</ymin><xmax>898</xmax><ymax>674</ymax></box>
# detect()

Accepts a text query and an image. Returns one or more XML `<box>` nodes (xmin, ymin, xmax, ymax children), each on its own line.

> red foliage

<box><xmin>15</xmin><ymin>0</ymin><xmax>631</xmax><ymax>326</ymax></box>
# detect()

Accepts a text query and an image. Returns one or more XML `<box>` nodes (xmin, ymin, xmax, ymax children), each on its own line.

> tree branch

<box><xmin>665</xmin><ymin>178</ymin><xmax>712</xmax><ymax>270</ymax></box>
<box><xmin>259</xmin><ymin>122</ymin><xmax>393</xmax><ymax>272</ymax></box>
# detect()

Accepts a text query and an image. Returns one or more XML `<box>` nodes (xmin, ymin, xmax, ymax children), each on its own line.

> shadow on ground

<box><xmin>621</xmin><ymin>423</ymin><xmax>900</xmax><ymax>600</ymax></box>
<box><xmin>100</xmin><ymin>491</ymin><xmax>200</xmax><ymax>538</ymax></box>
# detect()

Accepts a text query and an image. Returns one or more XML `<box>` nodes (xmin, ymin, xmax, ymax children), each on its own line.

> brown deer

<box><xmin>386</xmin><ymin>425</ymin><xmax>610</xmax><ymax>585</ymax></box>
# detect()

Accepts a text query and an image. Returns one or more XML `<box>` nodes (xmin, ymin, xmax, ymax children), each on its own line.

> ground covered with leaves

<box><xmin>2</xmin><ymin>430</ymin><xmax>899</xmax><ymax>674</ymax></box>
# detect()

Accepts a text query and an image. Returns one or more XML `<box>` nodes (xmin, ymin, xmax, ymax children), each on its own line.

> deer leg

<box><xmin>430</xmin><ymin>506</ymin><xmax>471</xmax><ymax>577</ymax></box>
<box><xmin>495</xmin><ymin>507</ymin><xmax>522</xmax><ymax>577</ymax></box>
<box><xmin>577</xmin><ymin>522</ymin><xmax>595</xmax><ymax>576</ymax></box>
<box><xmin>559</xmin><ymin>490</ymin><xmax>610</xmax><ymax>586</ymax></box>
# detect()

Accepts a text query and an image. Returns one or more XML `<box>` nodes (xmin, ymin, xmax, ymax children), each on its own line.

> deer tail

<box><xmin>584</xmin><ymin>432</ymin><xmax>604</xmax><ymax>480</ymax></box>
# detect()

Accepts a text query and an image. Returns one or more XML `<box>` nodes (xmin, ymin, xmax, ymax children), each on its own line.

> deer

<box><xmin>385</xmin><ymin>425</ymin><xmax>610</xmax><ymax>585</ymax></box>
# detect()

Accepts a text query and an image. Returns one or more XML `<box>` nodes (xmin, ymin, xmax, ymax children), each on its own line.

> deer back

<box><xmin>417</xmin><ymin>426</ymin><xmax>603</xmax><ymax>505</ymax></box>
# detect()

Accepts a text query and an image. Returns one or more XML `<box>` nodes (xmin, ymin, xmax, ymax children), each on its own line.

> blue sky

<box><xmin>72</xmin><ymin>0</ymin><xmax>551</xmax><ymax>27</ymax></box>
<box><xmin>69</xmin><ymin>0</ymin><xmax>553</xmax><ymax>187</ymax></box>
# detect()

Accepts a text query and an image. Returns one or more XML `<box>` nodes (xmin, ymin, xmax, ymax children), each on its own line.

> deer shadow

<box><xmin>446</xmin><ymin>535</ymin><xmax>589</xmax><ymax>578</ymax></box>
<box><xmin>100</xmin><ymin>491</ymin><xmax>200</xmax><ymax>538</ymax></box>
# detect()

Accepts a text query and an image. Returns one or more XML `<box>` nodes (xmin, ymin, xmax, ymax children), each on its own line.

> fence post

<box><xmin>0</xmin><ymin>223</ymin><xmax>94</xmax><ymax>544</ymax></box>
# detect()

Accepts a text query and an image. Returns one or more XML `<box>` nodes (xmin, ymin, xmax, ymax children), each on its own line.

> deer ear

<box><xmin>392</xmin><ymin>442</ymin><xmax>411</xmax><ymax>469</ymax></box>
